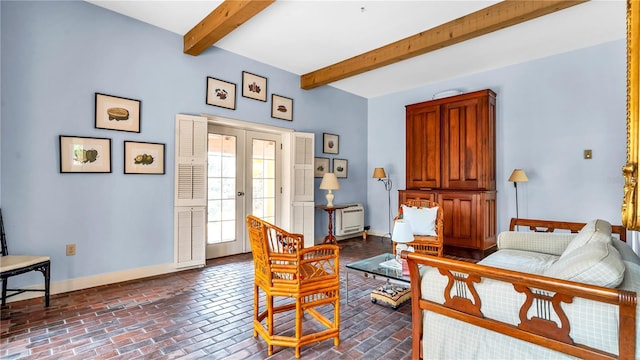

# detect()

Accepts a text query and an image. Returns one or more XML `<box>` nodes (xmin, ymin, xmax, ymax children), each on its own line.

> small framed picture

<box><xmin>314</xmin><ymin>157</ymin><xmax>330</xmax><ymax>178</ymax></box>
<box><xmin>124</xmin><ymin>141</ymin><xmax>165</xmax><ymax>175</ymax></box>
<box><xmin>95</xmin><ymin>93</ymin><xmax>141</xmax><ymax>133</ymax></box>
<box><xmin>206</xmin><ymin>77</ymin><xmax>236</xmax><ymax>110</ymax></box>
<box><xmin>242</xmin><ymin>71</ymin><xmax>267</xmax><ymax>102</ymax></box>
<box><xmin>323</xmin><ymin>133</ymin><xmax>339</xmax><ymax>154</ymax></box>
<box><xmin>59</xmin><ymin>135</ymin><xmax>112</xmax><ymax>173</ymax></box>
<box><xmin>271</xmin><ymin>94</ymin><xmax>293</xmax><ymax>121</ymax></box>
<box><xmin>333</xmin><ymin>158</ymin><xmax>348</xmax><ymax>178</ymax></box>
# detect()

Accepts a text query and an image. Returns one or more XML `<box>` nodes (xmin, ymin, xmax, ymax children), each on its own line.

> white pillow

<box><xmin>562</xmin><ymin>219</ymin><xmax>612</xmax><ymax>256</ymax></box>
<box><xmin>544</xmin><ymin>241</ymin><xmax>625</xmax><ymax>288</ymax></box>
<box><xmin>401</xmin><ymin>205</ymin><xmax>438</xmax><ymax>236</ymax></box>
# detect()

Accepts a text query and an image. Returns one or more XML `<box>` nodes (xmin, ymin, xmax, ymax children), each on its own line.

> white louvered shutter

<box><xmin>291</xmin><ymin>132</ymin><xmax>315</xmax><ymax>247</ymax></box>
<box><xmin>174</xmin><ymin>114</ymin><xmax>207</xmax><ymax>268</ymax></box>
<box><xmin>175</xmin><ymin>207</ymin><xmax>206</xmax><ymax>267</ymax></box>
<box><xmin>293</xmin><ymin>133</ymin><xmax>314</xmax><ymax>202</ymax></box>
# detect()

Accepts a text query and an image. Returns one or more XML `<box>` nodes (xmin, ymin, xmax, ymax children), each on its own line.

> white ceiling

<box><xmin>87</xmin><ymin>0</ymin><xmax>626</xmax><ymax>99</ymax></box>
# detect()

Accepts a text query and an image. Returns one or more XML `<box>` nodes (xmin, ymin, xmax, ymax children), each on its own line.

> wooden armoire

<box><xmin>399</xmin><ymin>89</ymin><xmax>497</xmax><ymax>259</ymax></box>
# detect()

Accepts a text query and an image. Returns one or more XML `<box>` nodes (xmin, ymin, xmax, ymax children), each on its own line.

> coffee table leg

<box><xmin>346</xmin><ymin>270</ymin><xmax>349</xmax><ymax>303</ymax></box>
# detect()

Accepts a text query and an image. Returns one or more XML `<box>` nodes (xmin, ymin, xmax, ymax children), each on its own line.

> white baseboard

<box><xmin>367</xmin><ymin>229</ymin><xmax>391</xmax><ymax>238</ymax></box>
<box><xmin>6</xmin><ymin>262</ymin><xmax>181</xmax><ymax>304</ymax></box>
<box><xmin>313</xmin><ymin>232</ymin><xmax>365</xmax><ymax>245</ymax></box>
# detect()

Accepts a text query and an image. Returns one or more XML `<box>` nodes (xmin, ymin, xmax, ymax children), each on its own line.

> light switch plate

<box><xmin>584</xmin><ymin>149</ymin><xmax>592</xmax><ymax>159</ymax></box>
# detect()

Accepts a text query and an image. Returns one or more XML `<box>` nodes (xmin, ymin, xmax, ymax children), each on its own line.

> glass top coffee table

<box><xmin>345</xmin><ymin>253</ymin><xmax>410</xmax><ymax>303</ymax></box>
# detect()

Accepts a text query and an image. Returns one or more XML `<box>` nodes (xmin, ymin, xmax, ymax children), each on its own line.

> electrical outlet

<box><xmin>66</xmin><ymin>244</ymin><xmax>76</xmax><ymax>256</ymax></box>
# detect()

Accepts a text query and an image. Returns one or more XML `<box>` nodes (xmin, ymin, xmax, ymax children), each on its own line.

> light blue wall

<box><xmin>0</xmin><ymin>1</ymin><xmax>367</xmax><ymax>286</ymax></box>
<box><xmin>367</xmin><ymin>39</ymin><xmax>626</xmax><ymax>235</ymax></box>
<box><xmin>1</xmin><ymin>0</ymin><xmax>628</xmax><ymax>290</ymax></box>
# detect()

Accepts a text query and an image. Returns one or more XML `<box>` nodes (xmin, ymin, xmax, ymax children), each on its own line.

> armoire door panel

<box><xmin>443</xmin><ymin>98</ymin><xmax>483</xmax><ymax>189</ymax></box>
<box><xmin>406</xmin><ymin>104</ymin><xmax>440</xmax><ymax>189</ymax></box>
<box><xmin>439</xmin><ymin>192</ymin><xmax>477</xmax><ymax>248</ymax></box>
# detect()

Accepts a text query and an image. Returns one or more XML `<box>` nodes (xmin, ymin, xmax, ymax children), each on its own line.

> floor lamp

<box><xmin>508</xmin><ymin>169</ymin><xmax>528</xmax><ymax>220</ymax></box>
<box><xmin>372</xmin><ymin>167</ymin><xmax>393</xmax><ymax>238</ymax></box>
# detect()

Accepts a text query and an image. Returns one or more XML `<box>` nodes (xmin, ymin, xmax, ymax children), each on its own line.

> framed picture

<box><xmin>206</xmin><ymin>77</ymin><xmax>236</xmax><ymax>110</ymax></box>
<box><xmin>314</xmin><ymin>157</ymin><xmax>330</xmax><ymax>178</ymax></box>
<box><xmin>59</xmin><ymin>135</ymin><xmax>111</xmax><ymax>173</ymax></box>
<box><xmin>95</xmin><ymin>93</ymin><xmax>141</xmax><ymax>133</ymax></box>
<box><xmin>323</xmin><ymin>133</ymin><xmax>339</xmax><ymax>154</ymax></box>
<box><xmin>271</xmin><ymin>94</ymin><xmax>293</xmax><ymax>121</ymax></box>
<box><xmin>333</xmin><ymin>158</ymin><xmax>348</xmax><ymax>178</ymax></box>
<box><xmin>242</xmin><ymin>71</ymin><xmax>267</xmax><ymax>101</ymax></box>
<box><xmin>124</xmin><ymin>141</ymin><xmax>165</xmax><ymax>175</ymax></box>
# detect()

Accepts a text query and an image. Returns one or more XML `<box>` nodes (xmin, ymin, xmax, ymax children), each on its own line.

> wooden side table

<box><xmin>315</xmin><ymin>204</ymin><xmax>350</xmax><ymax>245</ymax></box>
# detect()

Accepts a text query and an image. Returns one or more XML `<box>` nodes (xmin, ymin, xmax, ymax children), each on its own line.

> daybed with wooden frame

<box><xmin>402</xmin><ymin>218</ymin><xmax>638</xmax><ymax>359</ymax></box>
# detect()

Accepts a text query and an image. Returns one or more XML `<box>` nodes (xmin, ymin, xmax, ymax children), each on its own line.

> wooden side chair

<box><xmin>0</xmin><ymin>209</ymin><xmax>51</xmax><ymax>307</ymax></box>
<box><xmin>246</xmin><ymin>215</ymin><xmax>340</xmax><ymax>358</ymax></box>
<box><xmin>393</xmin><ymin>200</ymin><xmax>444</xmax><ymax>257</ymax></box>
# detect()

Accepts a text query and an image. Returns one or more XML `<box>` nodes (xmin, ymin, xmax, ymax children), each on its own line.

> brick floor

<box><xmin>0</xmin><ymin>236</ymin><xmax>418</xmax><ymax>359</ymax></box>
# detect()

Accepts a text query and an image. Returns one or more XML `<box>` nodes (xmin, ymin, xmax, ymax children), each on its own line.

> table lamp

<box><xmin>320</xmin><ymin>172</ymin><xmax>340</xmax><ymax>207</ymax></box>
<box><xmin>392</xmin><ymin>220</ymin><xmax>414</xmax><ymax>262</ymax></box>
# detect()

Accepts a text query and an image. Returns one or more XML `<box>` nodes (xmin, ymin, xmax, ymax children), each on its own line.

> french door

<box><xmin>206</xmin><ymin>125</ymin><xmax>281</xmax><ymax>258</ymax></box>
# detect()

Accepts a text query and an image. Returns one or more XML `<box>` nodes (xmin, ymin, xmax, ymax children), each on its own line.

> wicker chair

<box><xmin>246</xmin><ymin>215</ymin><xmax>340</xmax><ymax>358</ymax></box>
<box><xmin>393</xmin><ymin>200</ymin><xmax>444</xmax><ymax>257</ymax></box>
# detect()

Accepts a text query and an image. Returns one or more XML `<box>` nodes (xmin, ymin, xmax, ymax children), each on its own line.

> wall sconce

<box><xmin>372</xmin><ymin>167</ymin><xmax>392</xmax><ymax>238</ymax></box>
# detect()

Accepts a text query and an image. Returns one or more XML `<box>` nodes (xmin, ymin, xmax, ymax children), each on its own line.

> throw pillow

<box><xmin>562</xmin><ymin>219</ymin><xmax>612</xmax><ymax>256</ymax></box>
<box><xmin>611</xmin><ymin>238</ymin><xmax>640</xmax><ymax>265</ymax></box>
<box><xmin>401</xmin><ymin>205</ymin><xmax>438</xmax><ymax>236</ymax></box>
<box><xmin>544</xmin><ymin>241</ymin><xmax>625</xmax><ymax>288</ymax></box>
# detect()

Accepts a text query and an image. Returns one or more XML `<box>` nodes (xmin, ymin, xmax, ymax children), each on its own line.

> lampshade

<box><xmin>508</xmin><ymin>169</ymin><xmax>529</xmax><ymax>183</ymax></box>
<box><xmin>319</xmin><ymin>173</ymin><xmax>340</xmax><ymax>190</ymax></box>
<box><xmin>372</xmin><ymin>167</ymin><xmax>387</xmax><ymax>179</ymax></box>
<box><xmin>392</xmin><ymin>220</ymin><xmax>414</xmax><ymax>244</ymax></box>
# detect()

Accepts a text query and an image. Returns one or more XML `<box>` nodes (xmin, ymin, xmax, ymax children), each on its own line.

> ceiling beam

<box><xmin>300</xmin><ymin>0</ymin><xmax>589</xmax><ymax>90</ymax></box>
<box><xmin>184</xmin><ymin>0</ymin><xmax>275</xmax><ymax>56</ymax></box>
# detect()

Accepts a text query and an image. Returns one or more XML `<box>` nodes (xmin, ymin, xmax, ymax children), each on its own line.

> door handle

<box><xmin>237</xmin><ymin>192</ymin><xmax>245</xmax><ymax>196</ymax></box>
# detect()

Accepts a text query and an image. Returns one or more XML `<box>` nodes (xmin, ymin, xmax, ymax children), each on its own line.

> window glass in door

<box><xmin>206</xmin><ymin>126</ymin><xmax>245</xmax><ymax>258</ymax></box>
<box><xmin>251</xmin><ymin>138</ymin><xmax>277</xmax><ymax>224</ymax></box>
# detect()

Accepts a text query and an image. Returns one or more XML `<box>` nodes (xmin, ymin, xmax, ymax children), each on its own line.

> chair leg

<box><xmin>295</xmin><ymin>298</ymin><xmax>303</xmax><ymax>358</ymax></box>
<box><xmin>44</xmin><ymin>262</ymin><xmax>50</xmax><ymax>307</ymax></box>
<box><xmin>334</xmin><ymin>296</ymin><xmax>340</xmax><ymax>346</ymax></box>
<box><xmin>1</xmin><ymin>277</ymin><xmax>7</xmax><ymax>308</ymax></box>
<box><xmin>253</xmin><ymin>285</ymin><xmax>259</xmax><ymax>337</ymax></box>
<box><xmin>267</xmin><ymin>294</ymin><xmax>273</xmax><ymax>356</ymax></box>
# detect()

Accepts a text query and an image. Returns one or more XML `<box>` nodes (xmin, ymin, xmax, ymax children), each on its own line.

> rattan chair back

<box><xmin>246</xmin><ymin>215</ymin><xmax>340</xmax><ymax>358</ymax></box>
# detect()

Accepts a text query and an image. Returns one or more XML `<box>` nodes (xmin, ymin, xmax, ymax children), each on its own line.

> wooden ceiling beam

<box><xmin>301</xmin><ymin>0</ymin><xmax>589</xmax><ymax>90</ymax></box>
<box><xmin>184</xmin><ymin>0</ymin><xmax>275</xmax><ymax>56</ymax></box>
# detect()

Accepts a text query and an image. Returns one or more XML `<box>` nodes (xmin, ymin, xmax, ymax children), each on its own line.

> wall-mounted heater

<box><xmin>335</xmin><ymin>203</ymin><xmax>364</xmax><ymax>237</ymax></box>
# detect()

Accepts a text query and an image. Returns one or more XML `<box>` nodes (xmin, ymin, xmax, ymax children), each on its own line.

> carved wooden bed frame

<box><xmin>402</xmin><ymin>218</ymin><xmax>636</xmax><ymax>360</ymax></box>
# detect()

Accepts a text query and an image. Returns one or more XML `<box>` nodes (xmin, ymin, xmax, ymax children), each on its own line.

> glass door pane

<box><xmin>207</xmin><ymin>133</ymin><xmax>236</xmax><ymax>244</ymax></box>
<box><xmin>247</xmin><ymin>131</ymin><xmax>280</xmax><ymax>227</ymax></box>
<box><xmin>206</xmin><ymin>125</ymin><xmax>245</xmax><ymax>259</ymax></box>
